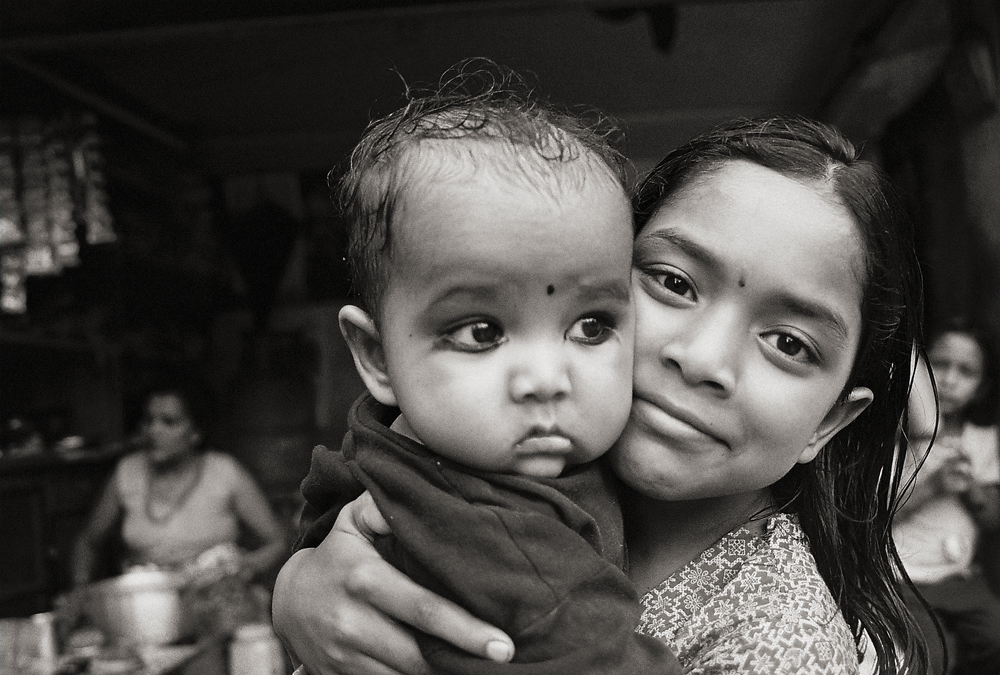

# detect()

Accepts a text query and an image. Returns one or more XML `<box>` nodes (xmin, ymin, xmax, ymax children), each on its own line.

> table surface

<box><xmin>0</xmin><ymin>618</ymin><xmax>224</xmax><ymax>675</ymax></box>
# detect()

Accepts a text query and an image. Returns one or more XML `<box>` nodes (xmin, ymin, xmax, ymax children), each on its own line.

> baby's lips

<box><xmin>515</xmin><ymin>435</ymin><xmax>573</xmax><ymax>455</ymax></box>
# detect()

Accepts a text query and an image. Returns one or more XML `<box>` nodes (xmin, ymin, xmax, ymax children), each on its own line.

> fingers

<box><xmin>334</xmin><ymin>493</ymin><xmax>514</xmax><ymax>663</ymax></box>
<box><xmin>326</xmin><ymin>602</ymin><xmax>431</xmax><ymax>675</ymax></box>
<box><xmin>348</xmin><ymin>560</ymin><xmax>514</xmax><ymax>663</ymax></box>
<box><xmin>273</xmin><ymin>496</ymin><xmax>514</xmax><ymax>675</ymax></box>
<box><xmin>350</xmin><ymin>491</ymin><xmax>393</xmax><ymax>538</ymax></box>
<box><xmin>274</xmin><ymin>538</ymin><xmax>431</xmax><ymax>675</ymax></box>
<box><xmin>938</xmin><ymin>460</ymin><xmax>974</xmax><ymax>494</ymax></box>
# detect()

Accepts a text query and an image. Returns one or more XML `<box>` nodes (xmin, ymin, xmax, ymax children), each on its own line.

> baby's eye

<box><xmin>442</xmin><ymin>321</ymin><xmax>506</xmax><ymax>352</ymax></box>
<box><xmin>762</xmin><ymin>331</ymin><xmax>817</xmax><ymax>364</ymax></box>
<box><xmin>567</xmin><ymin>315</ymin><xmax>615</xmax><ymax>345</ymax></box>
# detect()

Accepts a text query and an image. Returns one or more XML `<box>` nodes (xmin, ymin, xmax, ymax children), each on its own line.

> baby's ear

<box><xmin>339</xmin><ymin>305</ymin><xmax>398</xmax><ymax>407</ymax></box>
<box><xmin>798</xmin><ymin>387</ymin><xmax>874</xmax><ymax>464</ymax></box>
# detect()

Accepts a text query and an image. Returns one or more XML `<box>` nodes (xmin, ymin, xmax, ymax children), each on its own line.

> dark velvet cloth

<box><xmin>296</xmin><ymin>393</ymin><xmax>680</xmax><ymax>674</ymax></box>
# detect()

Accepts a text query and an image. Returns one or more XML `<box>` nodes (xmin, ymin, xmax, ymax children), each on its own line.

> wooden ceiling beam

<box><xmin>1</xmin><ymin>0</ymin><xmax>809</xmax><ymax>51</ymax></box>
<box><xmin>1</xmin><ymin>52</ymin><xmax>191</xmax><ymax>153</ymax></box>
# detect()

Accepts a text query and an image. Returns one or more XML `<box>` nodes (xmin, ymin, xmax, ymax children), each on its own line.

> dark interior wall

<box><xmin>0</xmin><ymin>78</ymin><xmax>362</xmax><ymax>500</ymax></box>
<box><xmin>880</xmin><ymin>0</ymin><xmax>1000</xmax><ymax>595</ymax></box>
<box><xmin>881</xmin><ymin>0</ymin><xmax>1000</xmax><ymax>340</ymax></box>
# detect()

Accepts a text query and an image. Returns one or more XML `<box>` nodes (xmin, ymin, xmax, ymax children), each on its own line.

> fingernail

<box><xmin>486</xmin><ymin>640</ymin><xmax>514</xmax><ymax>662</ymax></box>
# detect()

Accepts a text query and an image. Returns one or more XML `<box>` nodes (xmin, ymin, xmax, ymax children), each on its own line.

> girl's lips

<box><xmin>631</xmin><ymin>397</ymin><xmax>727</xmax><ymax>447</ymax></box>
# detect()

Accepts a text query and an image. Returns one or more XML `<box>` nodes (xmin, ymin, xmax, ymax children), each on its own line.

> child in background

<box><xmin>297</xmin><ymin>61</ymin><xmax>679</xmax><ymax>673</ymax></box>
<box><xmin>895</xmin><ymin>321</ymin><xmax>1000</xmax><ymax>674</ymax></box>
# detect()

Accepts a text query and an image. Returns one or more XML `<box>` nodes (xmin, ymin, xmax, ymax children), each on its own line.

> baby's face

<box><xmin>377</xmin><ymin>162</ymin><xmax>634</xmax><ymax>477</ymax></box>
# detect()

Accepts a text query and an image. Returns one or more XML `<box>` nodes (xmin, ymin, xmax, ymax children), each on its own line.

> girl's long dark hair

<box><xmin>633</xmin><ymin>116</ymin><xmax>927</xmax><ymax>674</ymax></box>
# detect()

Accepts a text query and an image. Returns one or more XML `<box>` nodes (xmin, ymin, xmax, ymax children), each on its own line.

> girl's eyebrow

<box><xmin>773</xmin><ymin>295</ymin><xmax>851</xmax><ymax>345</ymax></box>
<box><xmin>636</xmin><ymin>227</ymin><xmax>718</xmax><ymax>270</ymax></box>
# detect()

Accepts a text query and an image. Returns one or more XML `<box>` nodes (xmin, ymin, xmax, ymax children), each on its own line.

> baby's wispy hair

<box><xmin>333</xmin><ymin>57</ymin><xmax>628</xmax><ymax>322</ymax></box>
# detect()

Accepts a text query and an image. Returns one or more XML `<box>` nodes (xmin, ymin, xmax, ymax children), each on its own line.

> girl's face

<box><xmin>141</xmin><ymin>393</ymin><xmax>200</xmax><ymax>466</ymax></box>
<box><xmin>610</xmin><ymin>160</ymin><xmax>873</xmax><ymax>504</ymax></box>
<box><xmin>929</xmin><ymin>331</ymin><xmax>985</xmax><ymax>418</ymax></box>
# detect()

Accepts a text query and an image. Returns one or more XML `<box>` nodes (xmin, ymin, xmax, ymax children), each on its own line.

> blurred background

<box><xmin>0</xmin><ymin>0</ymin><xmax>997</xmax><ymax>637</ymax></box>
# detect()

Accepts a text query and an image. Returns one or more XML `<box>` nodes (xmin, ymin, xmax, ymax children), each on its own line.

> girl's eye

<box><xmin>656</xmin><ymin>271</ymin><xmax>694</xmax><ymax>299</ymax></box>
<box><xmin>959</xmin><ymin>365</ymin><xmax>982</xmax><ymax>379</ymax></box>
<box><xmin>442</xmin><ymin>321</ymin><xmax>506</xmax><ymax>352</ymax></box>
<box><xmin>567</xmin><ymin>316</ymin><xmax>615</xmax><ymax>345</ymax></box>
<box><xmin>762</xmin><ymin>331</ymin><xmax>817</xmax><ymax>364</ymax></box>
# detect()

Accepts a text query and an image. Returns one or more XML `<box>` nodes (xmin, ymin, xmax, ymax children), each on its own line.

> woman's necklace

<box><xmin>145</xmin><ymin>453</ymin><xmax>205</xmax><ymax>523</ymax></box>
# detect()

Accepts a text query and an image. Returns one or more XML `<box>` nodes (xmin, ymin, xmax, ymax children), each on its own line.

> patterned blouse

<box><xmin>636</xmin><ymin>513</ymin><xmax>860</xmax><ymax>674</ymax></box>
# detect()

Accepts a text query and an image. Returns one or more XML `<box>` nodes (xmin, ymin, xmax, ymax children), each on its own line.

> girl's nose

<box><xmin>658</xmin><ymin>307</ymin><xmax>738</xmax><ymax>394</ymax></box>
<box><xmin>508</xmin><ymin>343</ymin><xmax>572</xmax><ymax>403</ymax></box>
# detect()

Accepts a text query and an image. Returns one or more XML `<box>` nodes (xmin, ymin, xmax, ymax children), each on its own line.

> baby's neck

<box><xmin>390</xmin><ymin>415</ymin><xmax>423</xmax><ymax>444</ymax></box>
<box><xmin>624</xmin><ymin>489</ymin><xmax>769</xmax><ymax>595</ymax></box>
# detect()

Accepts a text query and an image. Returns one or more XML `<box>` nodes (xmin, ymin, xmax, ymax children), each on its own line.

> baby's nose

<box><xmin>508</xmin><ymin>348</ymin><xmax>572</xmax><ymax>403</ymax></box>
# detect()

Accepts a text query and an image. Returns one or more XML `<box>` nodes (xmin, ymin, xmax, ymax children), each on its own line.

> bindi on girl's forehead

<box><xmin>547</xmin><ymin>284</ymin><xmax>555</xmax><ymax>295</ymax></box>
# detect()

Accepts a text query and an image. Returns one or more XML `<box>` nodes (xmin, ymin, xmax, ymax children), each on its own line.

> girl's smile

<box><xmin>611</xmin><ymin>160</ymin><xmax>873</xmax><ymax>504</ymax></box>
<box><xmin>630</xmin><ymin>395</ymin><xmax>727</xmax><ymax>449</ymax></box>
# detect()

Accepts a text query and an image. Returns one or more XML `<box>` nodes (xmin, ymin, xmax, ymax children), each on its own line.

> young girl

<box><xmin>895</xmin><ymin>321</ymin><xmax>1000</xmax><ymax>673</ymax></box>
<box><xmin>272</xmin><ymin>116</ymin><xmax>928</xmax><ymax>675</ymax></box>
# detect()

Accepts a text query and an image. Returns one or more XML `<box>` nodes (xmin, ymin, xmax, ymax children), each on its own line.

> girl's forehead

<box><xmin>671</xmin><ymin>164</ymin><xmax>854</xmax><ymax>239</ymax></box>
<box><xmin>669</xmin><ymin>159</ymin><xmax>840</xmax><ymax>207</ymax></box>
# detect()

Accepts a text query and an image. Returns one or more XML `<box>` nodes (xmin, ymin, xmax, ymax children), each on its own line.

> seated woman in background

<box><xmin>72</xmin><ymin>377</ymin><xmax>287</xmax><ymax>631</ymax></box>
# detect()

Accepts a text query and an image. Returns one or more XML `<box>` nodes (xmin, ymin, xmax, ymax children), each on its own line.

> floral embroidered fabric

<box><xmin>637</xmin><ymin>513</ymin><xmax>859</xmax><ymax>674</ymax></box>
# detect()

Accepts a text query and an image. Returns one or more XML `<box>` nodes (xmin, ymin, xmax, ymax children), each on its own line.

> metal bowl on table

<box><xmin>82</xmin><ymin>569</ymin><xmax>189</xmax><ymax>646</ymax></box>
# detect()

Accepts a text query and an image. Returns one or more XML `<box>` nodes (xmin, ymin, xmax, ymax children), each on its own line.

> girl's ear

<box><xmin>339</xmin><ymin>304</ymin><xmax>398</xmax><ymax>407</ymax></box>
<box><xmin>798</xmin><ymin>387</ymin><xmax>874</xmax><ymax>464</ymax></box>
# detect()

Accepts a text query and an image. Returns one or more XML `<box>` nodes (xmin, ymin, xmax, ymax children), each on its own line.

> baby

<box><xmin>297</xmin><ymin>63</ymin><xmax>678</xmax><ymax>673</ymax></box>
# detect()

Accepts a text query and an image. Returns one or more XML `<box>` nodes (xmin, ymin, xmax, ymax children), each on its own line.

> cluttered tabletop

<box><xmin>1</xmin><ymin>553</ymin><xmax>287</xmax><ymax>675</ymax></box>
<box><xmin>1</xmin><ymin>613</ymin><xmax>225</xmax><ymax>675</ymax></box>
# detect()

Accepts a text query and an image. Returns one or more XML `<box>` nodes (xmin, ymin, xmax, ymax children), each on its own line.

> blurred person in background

<box><xmin>895</xmin><ymin>320</ymin><xmax>1000</xmax><ymax>674</ymax></box>
<box><xmin>70</xmin><ymin>376</ymin><xmax>287</xmax><ymax>672</ymax></box>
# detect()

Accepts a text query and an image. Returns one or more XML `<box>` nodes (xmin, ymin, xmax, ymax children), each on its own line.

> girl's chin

<box><xmin>610</xmin><ymin>450</ymin><xmax>690</xmax><ymax>500</ymax></box>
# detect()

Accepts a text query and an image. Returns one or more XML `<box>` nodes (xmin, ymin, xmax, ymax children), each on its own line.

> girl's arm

<box><xmin>71</xmin><ymin>473</ymin><xmax>123</xmax><ymax>586</ymax></box>
<box><xmin>271</xmin><ymin>492</ymin><xmax>515</xmax><ymax>675</ymax></box>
